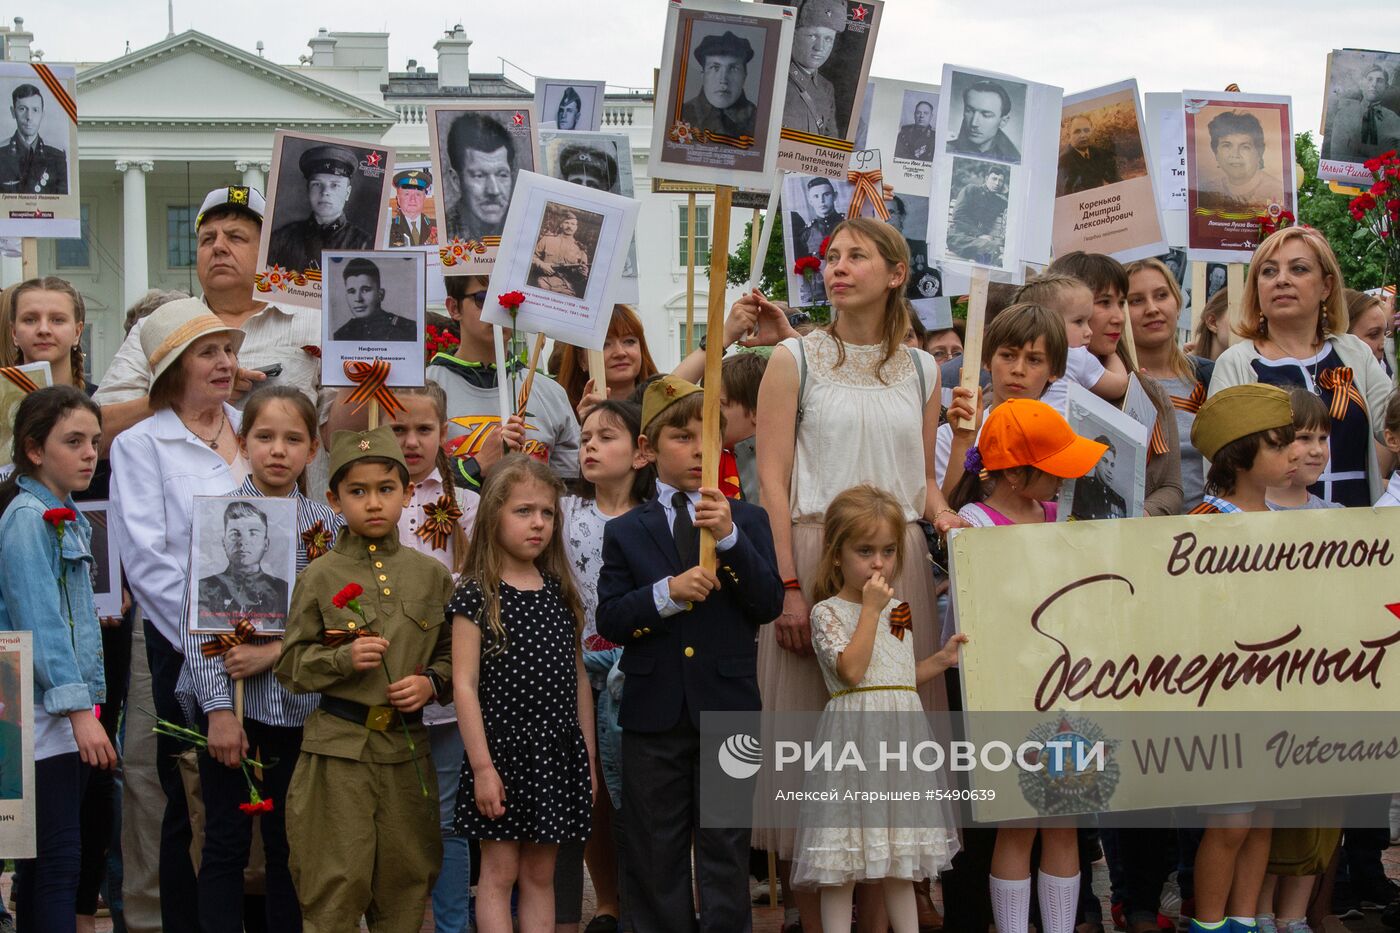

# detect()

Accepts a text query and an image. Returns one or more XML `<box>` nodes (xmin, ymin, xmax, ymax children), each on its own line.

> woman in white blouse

<box><xmin>110</xmin><ymin>297</ymin><xmax>247</xmax><ymax>929</ymax></box>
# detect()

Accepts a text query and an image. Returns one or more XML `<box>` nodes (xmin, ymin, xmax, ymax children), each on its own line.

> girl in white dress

<box><xmin>792</xmin><ymin>484</ymin><xmax>966</xmax><ymax>932</ymax></box>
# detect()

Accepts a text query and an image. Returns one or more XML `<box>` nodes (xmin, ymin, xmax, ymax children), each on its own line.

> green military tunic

<box><xmin>275</xmin><ymin>527</ymin><xmax>454</xmax><ymax>933</ymax></box>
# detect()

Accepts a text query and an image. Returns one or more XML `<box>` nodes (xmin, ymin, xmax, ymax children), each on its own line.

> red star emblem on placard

<box><xmin>852</xmin><ymin>4</ymin><xmax>867</xmax><ymax>20</ymax></box>
<box><xmin>366</xmin><ymin>151</ymin><xmax>382</xmax><ymax>167</ymax></box>
<box><xmin>513</xmin><ymin>112</ymin><xmax>524</xmax><ymax>126</ymax></box>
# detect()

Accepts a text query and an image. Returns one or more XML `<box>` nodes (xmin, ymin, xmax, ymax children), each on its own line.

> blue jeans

<box><xmin>15</xmin><ymin>752</ymin><xmax>88</xmax><ymax>933</ymax></box>
<box><xmin>429</xmin><ymin>722</ymin><xmax>471</xmax><ymax>933</ymax></box>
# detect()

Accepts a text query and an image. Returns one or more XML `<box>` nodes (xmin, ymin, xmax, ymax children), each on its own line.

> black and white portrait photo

<box><xmin>262</xmin><ymin>132</ymin><xmax>391</xmax><ymax>275</ymax></box>
<box><xmin>322</xmin><ymin>251</ymin><xmax>426</xmax><ymax>388</ymax></box>
<box><xmin>1058</xmin><ymin>384</ymin><xmax>1147</xmax><ymax>523</ymax></box>
<box><xmin>894</xmin><ymin>90</ymin><xmax>938</xmax><ymax>163</ymax></box>
<box><xmin>534</xmin><ymin>78</ymin><xmax>606</xmax><ymax>132</ymax></box>
<box><xmin>190</xmin><ymin>497</ymin><xmax>297</xmax><ymax>635</ymax></box>
<box><xmin>889</xmin><ymin>194</ymin><xmax>939</xmax><ymax>298</ymax></box>
<box><xmin>0</xmin><ymin>63</ymin><xmax>81</xmax><ymax>238</ymax></box>
<box><xmin>429</xmin><ymin>105</ymin><xmax>539</xmax><ymax>271</ymax></box>
<box><xmin>767</xmin><ymin>0</ymin><xmax>877</xmax><ymax>141</ymax></box>
<box><xmin>649</xmin><ymin>0</ymin><xmax>793</xmax><ymax>188</ymax></box>
<box><xmin>540</xmin><ymin>131</ymin><xmax>640</xmax><ymax>303</ymax></box>
<box><xmin>782</xmin><ymin>171</ymin><xmax>853</xmax><ymax>306</ymax></box>
<box><xmin>528</xmin><ymin>202</ymin><xmax>603</xmax><ymax>298</ymax></box>
<box><xmin>1320</xmin><ymin>50</ymin><xmax>1400</xmax><ymax>170</ymax></box>
<box><xmin>945</xmin><ymin>70</ymin><xmax>1027</xmax><ymax>166</ymax></box>
<box><xmin>76</xmin><ymin>502</ymin><xmax>121</xmax><ymax>619</ymax></box>
<box><xmin>946</xmin><ymin>158</ymin><xmax>1010</xmax><ymax>267</ymax></box>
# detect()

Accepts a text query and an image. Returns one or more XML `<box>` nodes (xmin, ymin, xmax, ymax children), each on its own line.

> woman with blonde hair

<box><xmin>1209</xmin><ymin>226</ymin><xmax>1392</xmax><ymax>505</ymax></box>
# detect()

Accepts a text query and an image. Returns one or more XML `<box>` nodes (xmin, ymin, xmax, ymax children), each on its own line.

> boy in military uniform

<box><xmin>275</xmin><ymin>426</ymin><xmax>454</xmax><ymax>933</ymax></box>
<box><xmin>267</xmin><ymin>144</ymin><xmax>373</xmax><ymax>272</ymax></box>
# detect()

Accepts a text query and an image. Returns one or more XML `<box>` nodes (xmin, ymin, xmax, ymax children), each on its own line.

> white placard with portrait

<box><xmin>0</xmin><ymin>63</ymin><xmax>80</xmax><ymax>238</ymax></box>
<box><xmin>189</xmin><ymin>496</ymin><xmax>298</xmax><ymax>636</ymax></box>
<box><xmin>76</xmin><ymin>501</ymin><xmax>120</xmax><ymax>619</ymax></box>
<box><xmin>534</xmin><ymin>78</ymin><xmax>607</xmax><ymax>133</ymax></box>
<box><xmin>321</xmin><ymin>251</ymin><xmax>426</xmax><ymax>389</ymax></box>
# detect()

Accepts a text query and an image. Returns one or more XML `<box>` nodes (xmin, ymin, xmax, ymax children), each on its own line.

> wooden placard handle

<box><xmin>515</xmin><ymin>333</ymin><xmax>547</xmax><ymax>415</ymax></box>
<box><xmin>699</xmin><ymin>185</ymin><xmax>734</xmax><ymax>572</ymax></box>
<box><xmin>685</xmin><ymin>192</ymin><xmax>698</xmax><ymax>354</ymax></box>
<box><xmin>957</xmin><ymin>268</ymin><xmax>991</xmax><ymax>431</ymax></box>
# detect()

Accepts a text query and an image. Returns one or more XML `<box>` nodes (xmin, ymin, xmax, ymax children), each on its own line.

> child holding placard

<box><xmin>1185</xmin><ymin>384</ymin><xmax>1299</xmax><ymax>933</ymax></box>
<box><xmin>946</xmin><ymin>398</ymin><xmax>1108</xmax><ymax>933</ymax></box>
<box><xmin>790</xmin><ymin>484</ymin><xmax>965</xmax><ymax>932</ymax></box>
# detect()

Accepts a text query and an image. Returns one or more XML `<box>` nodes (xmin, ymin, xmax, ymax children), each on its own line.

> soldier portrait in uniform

<box><xmin>322</xmin><ymin>251</ymin><xmax>426</xmax><ymax>387</ymax></box>
<box><xmin>1321</xmin><ymin>51</ymin><xmax>1400</xmax><ymax>168</ymax></box>
<box><xmin>540</xmin><ymin>131</ymin><xmax>640</xmax><ymax>303</ymax></box>
<box><xmin>329</xmin><ymin>257</ymin><xmax>419</xmax><ymax>343</ymax></box>
<box><xmin>1057</xmin><ymin>114</ymin><xmax>1121</xmax><ymax>196</ymax></box>
<box><xmin>1069</xmin><ymin>435</ymin><xmax>1128</xmax><ymax>521</ymax></box>
<box><xmin>534</xmin><ymin>79</ymin><xmax>606</xmax><ymax>133</ymax></box>
<box><xmin>782</xmin><ymin>172</ymin><xmax>853</xmax><ymax>306</ymax></box>
<box><xmin>945</xmin><ymin>71</ymin><xmax>1027</xmax><ymax>166</ymax></box>
<box><xmin>947</xmin><ymin>158</ymin><xmax>1010</xmax><ymax>267</ymax></box>
<box><xmin>681</xmin><ymin>29</ymin><xmax>761</xmax><ymax>141</ymax></box>
<box><xmin>0</xmin><ymin>83</ymin><xmax>67</xmax><ymax>195</ymax></box>
<box><xmin>261</xmin><ymin>132</ymin><xmax>391</xmax><ymax>282</ymax></box>
<box><xmin>387</xmin><ymin>166</ymin><xmax>437</xmax><ymax>249</ymax></box>
<box><xmin>894</xmin><ymin>96</ymin><xmax>937</xmax><ymax>163</ymax></box>
<box><xmin>191</xmin><ymin>498</ymin><xmax>297</xmax><ymax>634</ymax></box>
<box><xmin>432</xmin><ymin>107</ymin><xmax>538</xmax><ymax>248</ymax></box>
<box><xmin>528</xmin><ymin>203</ymin><xmax>603</xmax><ymax>298</ymax></box>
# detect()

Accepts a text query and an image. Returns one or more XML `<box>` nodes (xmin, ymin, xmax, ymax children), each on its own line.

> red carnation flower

<box><xmin>239</xmin><ymin>798</ymin><xmax>275</xmax><ymax>815</ymax></box>
<box><xmin>793</xmin><ymin>256</ymin><xmax>821</xmax><ymax>276</ymax></box>
<box><xmin>498</xmin><ymin>291</ymin><xmax>526</xmax><ymax>312</ymax></box>
<box><xmin>331</xmin><ymin>583</ymin><xmax>364</xmax><ymax>609</ymax></box>
<box><xmin>817</xmin><ymin>236</ymin><xmax>831</xmax><ymax>259</ymax></box>
<box><xmin>42</xmin><ymin>508</ymin><xmax>76</xmax><ymax>527</ymax></box>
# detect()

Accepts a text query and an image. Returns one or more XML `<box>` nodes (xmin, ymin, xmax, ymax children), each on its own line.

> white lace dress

<box><xmin>790</xmin><ymin>596</ymin><xmax>960</xmax><ymax>889</ymax></box>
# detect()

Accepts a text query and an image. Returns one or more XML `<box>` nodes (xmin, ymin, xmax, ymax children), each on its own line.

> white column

<box><xmin>235</xmin><ymin>159</ymin><xmax>269</xmax><ymax>194</ymax></box>
<box><xmin>116</xmin><ymin>160</ymin><xmax>153</xmax><ymax>311</ymax></box>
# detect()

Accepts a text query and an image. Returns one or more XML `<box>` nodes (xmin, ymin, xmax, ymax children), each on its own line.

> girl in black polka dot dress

<box><xmin>450</xmin><ymin>455</ymin><xmax>595</xmax><ymax>930</ymax></box>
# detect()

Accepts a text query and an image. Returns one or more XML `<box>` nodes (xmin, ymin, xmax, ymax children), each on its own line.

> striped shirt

<box><xmin>178</xmin><ymin>477</ymin><xmax>345</xmax><ymax>726</ymax></box>
<box><xmin>1192</xmin><ymin>495</ymin><xmax>1242</xmax><ymax>515</ymax></box>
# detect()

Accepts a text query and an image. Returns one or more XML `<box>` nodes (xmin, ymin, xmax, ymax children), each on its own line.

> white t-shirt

<box><xmin>35</xmin><ymin>706</ymin><xmax>78</xmax><ymax>761</ymax></box>
<box><xmin>562</xmin><ymin>495</ymin><xmax>621</xmax><ymax>649</ymax></box>
<box><xmin>1376</xmin><ymin>473</ymin><xmax>1400</xmax><ymax>508</ymax></box>
<box><xmin>1040</xmin><ymin>346</ymin><xmax>1106</xmax><ymax>415</ymax></box>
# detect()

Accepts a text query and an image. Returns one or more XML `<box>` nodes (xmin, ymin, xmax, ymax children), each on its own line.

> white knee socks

<box><xmin>991</xmin><ymin>874</ymin><xmax>1033</xmax><ymax>933</ymax></box>
<box><xmin>1038</xmin><ymin>870</ymin><xmax>1081</xmax><ymax>933</ymax></box>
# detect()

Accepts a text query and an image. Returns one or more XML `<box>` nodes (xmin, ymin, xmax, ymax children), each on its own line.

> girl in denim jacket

<box><xmin>0</xmin><ymin>386</ymin><xmax>117</xmax><ymax>932</ymax></box>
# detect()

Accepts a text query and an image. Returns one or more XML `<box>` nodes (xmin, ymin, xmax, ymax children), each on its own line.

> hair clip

<box><xmin>963</xmin><ymin>445</ymin><xmax>983</xmax><ymax>475</ymax></box>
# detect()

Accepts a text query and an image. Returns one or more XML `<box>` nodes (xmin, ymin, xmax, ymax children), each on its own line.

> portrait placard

<box><xmin>1183</xmin><ymin>91</ymin><xmax>1296</xmax><ymax>264</ymax></box>
<box><xmin>189</xmin><ymin>497</ymin><xmax>297</xmax><ymax>635</ymax></box>
<box><xmin>0</xmin><ymin>63</ymin><xmax>79</xmax><ymax>238</ymax></box>
<box><xmin>762</xmin><ymin>0</ymin><xmax>883</xmax><ymax>179</ymax></box>
<box><xmin>649</xmin><ymin>0</ymin><xmax>795</xmax><ymax>188</ymax></box>
<box><xmin>781</xmin><ymin>171</ymin><xmax>854</xmax><ymax>306</ymax></box>
<box><xmin>429</xmin><ymin>104</ymin><xmax>540</xmax><ymax>275</ymax></box>
<box><xmin>0</xmin><ymin>631</ymin><xmax>34</xmax><ymax>858</ymax></box>
<box><xmin>1143</xmin><ymin>92</ymin><xmax>1187</xmax><ymax>247</ymax></box>
<box><xmin>930</xmin><ymin>65</ymin><xmax>1062</xmax><ymax>283</ymax></box>
<box><xmin>889</xmin><ymin>191</ymin><xmax>971</xmax><ymax>315</ymax></box>
<box><xmin>1319</xmin><ymin>49</ymin><xmax>1400</xmax><ymax>184</ymax></box>
<box><xmin>321</xmin><ymin>251</ymin><xmax>426</xmax><ymax>389</ymax></box>
<box><xmin>0</xmin><ymin>360</ymin><xmax>51</xmax><ymax>474</ymax></box>
<box><xmin>858</xmin><ymin>77</ymin><xmax>940</xmax><ymax>194</ymax></box>
<box><xmin>481</xmin><ymin>171</ymin><xmax>640</xmax><ymax>350</ymax></box>
<box><xmin>384</xmin><ymin>159</ymin><xmax>439</xmax><ymax>252</ymax></box>
<box><xmin>1052</xmin><ymin>80</ymin><xmax>1167</xmax><ymax>264</ymax></box>
<box><xmin>254</xmin><ymin>130</ymin><xmax>394</xmax><ymax>310</ymax></box>
<box><xmin>534</xmin><ymin>78</ymin><xmax>607</xmax><ymax>132</ymax></box>
<box><xmin>539</xmin><ymin>130</ymin><xmax>639</xmax><ymax>304</ymax></box>
<box><xmin>76</xmin><ymin>501</ymin><xmax>120</xmax><ymax>619</ymax></box>
<box><xmin>1057</xmin><ymin>382</ymin><xmax>1147</xmax><ymax>523</ymax></box>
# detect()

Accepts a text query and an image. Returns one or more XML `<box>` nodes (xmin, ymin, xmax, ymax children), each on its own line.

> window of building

<box><xmin>675</xmin><ymin>321</ymin><xmax>707</xmax><ymax>359</ymax></box>
<box><xmin>167</xmin><ymin>205</ymin><xmax>197</xmax><ymax>268</ymax></box>
<box><xmin>677</xmin><ymin>204</ymin><xmax>710</xmax><ymax>267</ymax></box>
<box><xmin>55</xmin><ymin>204</ymin><xmax>91</xmax><ymax>269</ymax></box>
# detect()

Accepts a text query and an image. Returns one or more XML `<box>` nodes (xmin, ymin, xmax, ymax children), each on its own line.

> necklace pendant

<box><xmin>210</xmin><ymin>440</ymin><xmax>218</xmax><ymax>450</ymax></box>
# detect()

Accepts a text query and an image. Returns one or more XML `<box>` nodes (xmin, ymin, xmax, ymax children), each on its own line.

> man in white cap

<box><xmin>94</xmin><ymin>185</ymin><xmax>331</xmax><ymax>452</ymax></box>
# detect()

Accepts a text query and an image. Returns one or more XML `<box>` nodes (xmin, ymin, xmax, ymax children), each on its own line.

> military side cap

<box><xmin>299</xmin><ymin>145</ymin><xmax>358</xmax><ymax>179</ymax></box>
<box><xmin>393</xmin><ymin>168</ymin><xmax>432</xmax><ymax>189</ymax></box>
<box><xmin>641</xmin><ymin>375</ymin><xmax>704</xmax><ymax>433</ymax></box>
<box><xmin>796</xmin><ymin>0</ymin><xmax>847</xmax><ymax>31</ymax></box>
<box><xmin>1190</xmin><ymin>384</ymin><xmax>1293</xmax><ymax>461</ymax></box>
<box><xmin>329</xmin><ymin>426</ymin><xmax>409</xmax><ymax>481</ymax></box>
<box><xmin>693</xmin><ymin>31</ymin><xmax>755</xmax><ymax>66</ymax></box>
<box><xmin>559</xmin><ymin>145</ymin><xmax>618</xmax><ymax>189</ymax></box>
<box><xmin>196</xmin><ymin>185</ymin><xmax>266</xmax><ymax>227</ymax></box>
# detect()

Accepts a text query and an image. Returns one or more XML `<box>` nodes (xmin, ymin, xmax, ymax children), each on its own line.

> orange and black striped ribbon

<box><xmin>321</xmin><ymin>625</ymin><xmax>380</xmax><ymax>648</ymax></box>
<box><xmin>782</xmin><ymin>127</ymin><xmax>854</xmax><ymax>152</ymax></box>
<box><xmin>416</xmin><ymin>494</ymin><xmax>463</xmax><ymax>551</ymax></box>
<box><xmin>34</xmin><ymin>64</ymin><xmax>78</xmax><ymax>124</ymax></box>
<box><xmin>701</xmin><ymin>129</ymin><xmax>755</xmax><ymax>150</ymax></box>
<box><xmin>301</xmin><ymin>521</ymin><xmax>332</xmax><ymax>562</ymax></box>
<box><xmin>1316</xmin><ymin>367</ymin><xmax>1367</xmax><ymax>422</ymax></box>
<box><xmin>1149</xmin><ymin>420</ymin><xmax>1169</xmax><ymax>458</ymax></box>
<box><xmin>888</xmin><ymin>602</ymin><xmax>912</xmax><ymax>642</ymax></box>
<box><xmin>1171</xmin><ymin>381</ymin><xmax>1207</xmax><ymax>415</ymax></box>
<box><xmin>1188</xmin><ymin>502</ymin><xmax>1222</xmax><ymax>515</ymax></box>
<box><xmin>343</xmin><ymin>359</ymin><xmax>407</xmax><ymax>418</ymax></box>
<box><xmin>846</xmin><ymin>169</ymin><xmax>889</xmax><ymax>221</ymax></box>
<box><xmin>201</xmin><ymin>617</ymin><xmax>262</xmax><ymax>658</ymax></box>
<box><xmin>0</xmin><ymin>366</ymin><xmax>40</xmax><ymax>394</ymax></box>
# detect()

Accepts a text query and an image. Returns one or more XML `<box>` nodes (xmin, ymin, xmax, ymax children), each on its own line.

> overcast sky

<box><xmin>20</xmin><ymin>0</ymin><xmax>1400</xmax><ymax>136</ymax></box>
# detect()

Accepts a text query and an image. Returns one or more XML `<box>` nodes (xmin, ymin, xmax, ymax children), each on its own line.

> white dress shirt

<box><xmin>651</xmin><ymin>479</ymin><xmax>739</xmax><ymax>618</ymax></box>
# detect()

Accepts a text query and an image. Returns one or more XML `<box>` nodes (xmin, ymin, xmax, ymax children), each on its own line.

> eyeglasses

<box><xmin>930</xmin><ymin>348</ymin><xmax>954</xmax><ymax>363</ymax></box>
<box><xmin>467</xmin><ymin>290</ymin><xmax>488</xmax><ymax>307</ymax></box>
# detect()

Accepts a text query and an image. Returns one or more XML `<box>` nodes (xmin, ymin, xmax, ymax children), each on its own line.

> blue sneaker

<box><xmin>1226</xmin><ymin>920</ymin><xmax>1259</xmax><ymax>933</ymax></box>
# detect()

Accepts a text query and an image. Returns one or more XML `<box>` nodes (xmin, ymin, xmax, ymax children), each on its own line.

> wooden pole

<box><xmin>1223</xmin><ymin>263</ymin><xmax>1245</xmax><ymax>350</ymax></box>
<box><xmin>957</xmin><ymin>268</ymin><xmax>991</xmax><ymax>430</ymax></box>
<box><xmin>515</xmin><ymin>332</ymin><xmax>547</xmax><ymax>414</ymax></box>
<box><xmin>1191</xmin><ymin>262</ymin><xmax>1207</xmax><ymax>341</ymax></box>
<box><xmin>20</xmin><ymin>238</ymin><xmax>37</xmax><ymax>279</ymax></box>
<box><xmin>686</xmin><ymin>192</ymin><xmax>698</xmax><ymax>354</ymax></box>
<box><xmin>698</xmin><ymin>185</ymin><xmax>733</xmax><ymax>572</ymax></box>
<box><xmin>493</xmin><ymin>324</ymin><xmax>513</xmax><ymax>429</ymax></box>
<box><xmin>1118</xmin><ymin>305</ymin><xmax>1140</xmax><ymax>372</ymax></box>
<box><xmin>368</xmin><ymin>398</ymin><xmax>379</xmax><ymax>431</ymax></box>
<box><xmin>234</xmin><ymin>681</ymin><xmax>244</xmax><ymax>722</ymax></box>
<box><xmin>586</xmin><ymin>349</ymin><xmax>607</xmax><ymax>398</ymax></box>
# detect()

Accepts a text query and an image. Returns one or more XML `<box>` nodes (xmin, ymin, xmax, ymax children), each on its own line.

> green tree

<box><xmin>1295</xmin><ymin>131</ymin><xmax>1385</xmax><ymax>291</ymax></box>
<box><xmin>727</xmin><ymin>213</ymin><xmax>833</xmax><ymax>323</ymax></box>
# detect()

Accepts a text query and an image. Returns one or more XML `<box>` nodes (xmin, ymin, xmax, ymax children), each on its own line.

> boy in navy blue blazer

<box><xmin>597</xmin><ymin>374</ymin><xmax>783</xmax><ymax>933</ymax></box>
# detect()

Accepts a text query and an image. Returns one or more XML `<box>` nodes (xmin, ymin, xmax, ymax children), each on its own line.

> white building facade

<box><xmin>5</xmin><ymin>20</ymin><xmax>741</xmax><ymax>380</ymax></box>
